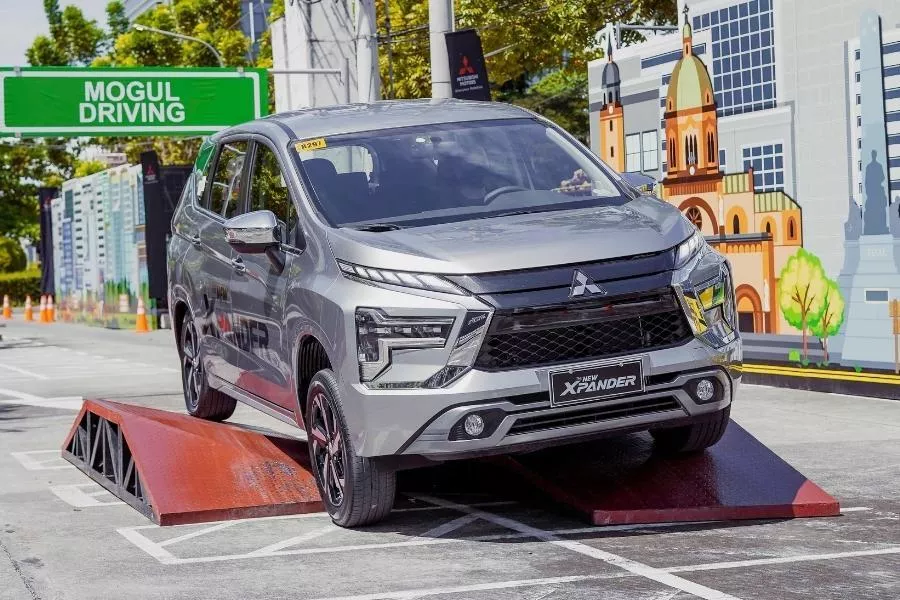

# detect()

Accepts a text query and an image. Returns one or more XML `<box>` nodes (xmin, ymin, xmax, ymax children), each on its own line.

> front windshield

<box><xmin>292</xmin><ymin>118</ymin><xmax>626</xmax><ymax>229</ymax></box>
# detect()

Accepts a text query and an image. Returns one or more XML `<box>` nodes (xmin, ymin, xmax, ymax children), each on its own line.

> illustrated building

<box><xmin>597</xmin><ymin>8</ymin><xmax>802</xmax><ymax>334</ymax></box>
<box><xmin>597</xmin><ymin>39</ymin><xmax>625</xmax><ymax>172</ymax></box>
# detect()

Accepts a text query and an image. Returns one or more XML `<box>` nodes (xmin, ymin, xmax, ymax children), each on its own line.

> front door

<box><xmin>229</xmin><ymin>140</ymin><xmax>301</xmax><ymax>411</ymax></box>
<box><xmin>198</xmin><ymin>139</ymin><xmax>249</xmax><ymax>385</ymax></box>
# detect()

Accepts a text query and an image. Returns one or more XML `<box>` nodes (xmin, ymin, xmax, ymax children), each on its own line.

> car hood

<box><xmin>325</xmin><ymin>197</ymin><xmax>693</xmax><ymax>275</ymax></box>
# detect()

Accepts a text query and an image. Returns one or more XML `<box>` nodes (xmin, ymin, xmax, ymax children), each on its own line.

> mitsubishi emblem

<box><xmin>569</xmin><ymin>269</ymin><xmax>606</xmax><ymax>298</ymax></box>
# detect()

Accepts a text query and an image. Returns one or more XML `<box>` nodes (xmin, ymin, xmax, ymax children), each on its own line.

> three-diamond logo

<box><xmin>569</xmin><ymin>269</ymin><xmax>606</xmax><ymax>298</ymax></box>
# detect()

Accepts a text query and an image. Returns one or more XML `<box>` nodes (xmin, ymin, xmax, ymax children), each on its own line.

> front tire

<box><xmin>306</xmin><ymin>369</ymin><xmax>396</xmax><ymax>527</ymax></box>
<box><xmin>179</xmin><ymin>313</ymin><xmax>236</xmax><ymax>421</ymax></box>
<box><xmin>651</xmin><ymin>405</ymin><xmax>730</xmax><ymax>454</ymax></box>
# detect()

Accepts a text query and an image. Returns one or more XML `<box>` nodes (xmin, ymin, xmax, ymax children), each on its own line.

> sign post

<box><xmin>445</xmin><ymin>29</ymin><xmax>491</xmax><ymax>101</ymax></box>
<box><xmin>0</xmin><ymin>67</ymin><xmax>268</xmax><ymax>137</ymax></box>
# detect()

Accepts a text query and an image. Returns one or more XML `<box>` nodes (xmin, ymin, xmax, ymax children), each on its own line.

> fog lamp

<box><xmin>695</xmin><ymin>378</ymin><xmax>715</xmax><ymax>402</ymax></box>
<box><xmin>463</xmin><ymin>414</ymin><xmax>485</xmax><ymax>437</ymax></box>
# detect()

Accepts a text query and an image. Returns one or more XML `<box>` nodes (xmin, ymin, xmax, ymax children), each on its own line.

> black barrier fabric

<box><xmin>445</xmin><ymin>29</ymin><xmax>491</xmax><ymax>101</ymax></box>
<box><xmin>38</xmin><ymin>187</ymin><xmax>57</xmax><ymax>295</ymax></box>
<box><xmin>141</xmin><ymin>151</ymin><xmax>191</xmax><ymax>307</ymax></box>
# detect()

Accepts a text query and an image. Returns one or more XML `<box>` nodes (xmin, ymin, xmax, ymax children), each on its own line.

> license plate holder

<box><xmin>549</xmin><ymin>358</ymin><xmax>645</xmax><ymax>407</ymax></box>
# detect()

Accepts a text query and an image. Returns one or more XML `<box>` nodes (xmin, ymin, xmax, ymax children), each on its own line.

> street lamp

<box><xmin>132</xmin><ymin>24</ymin><xmax>225</xmax><ymax>68</ymax></box>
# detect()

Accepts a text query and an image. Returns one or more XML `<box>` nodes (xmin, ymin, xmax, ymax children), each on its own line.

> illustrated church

<box><xmin>596</xmin><ymin>14</ymin><xmax>803</xmax><ymax>334</ymax></box>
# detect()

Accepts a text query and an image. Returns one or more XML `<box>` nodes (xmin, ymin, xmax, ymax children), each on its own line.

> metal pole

<box><xmin>428</xmin><ymin>0</ymin><xmax>453</xmax><ymax>98</ymax></box>
<box><xmin>384</xmin><ymin>0</ymin><xmax>395</xmax><ymax>99</ymax></box>
<box><xmin>356</xmin><ymin>0</ymin><xmax>380</xmax><ymax>102</ymax></box>
<box><xmin>341</xmin><ymin>58</ymin><xmax>351</xmax><ymax>104</ymax></box>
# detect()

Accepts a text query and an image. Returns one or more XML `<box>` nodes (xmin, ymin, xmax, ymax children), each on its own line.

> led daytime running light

<box><xmin>339</xmin><ymin>261</ymin><xmax>466</xmax><ymax>295</ymax></box>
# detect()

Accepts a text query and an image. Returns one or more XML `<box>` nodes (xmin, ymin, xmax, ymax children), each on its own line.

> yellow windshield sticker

<box><xmin>296</xmin><ymin>138</ymin><xmax>327</xmax><ymax>152</ymax></box>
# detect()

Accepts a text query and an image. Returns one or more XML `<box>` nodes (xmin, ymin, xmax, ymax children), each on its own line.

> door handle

<box><xmin>231</xmin><ymin>256</ymin><xmax>246</xmax><ymax>273</ymax></box>
<box><xmin>189</xmin><ymin>233</ymin><xmax>202</xmax><ymax>248</ymax></box>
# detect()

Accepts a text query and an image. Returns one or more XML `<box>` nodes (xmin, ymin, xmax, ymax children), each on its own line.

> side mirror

<box><xmin>223</xmin><ymin>210</ymin><xmax>280</xmax><ymax>253</ymax></box>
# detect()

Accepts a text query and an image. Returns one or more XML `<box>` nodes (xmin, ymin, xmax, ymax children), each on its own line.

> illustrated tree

<box><xmin>809</xmin><ymin>278</ymin><xmax>845</xmax><ymax>364</ymax></box>
<box><xmin>778</xmin><ymin>248</ymin><xmax>828</xmax><ymax>361</ymax></box>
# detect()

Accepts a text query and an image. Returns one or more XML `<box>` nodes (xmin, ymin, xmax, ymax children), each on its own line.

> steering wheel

<box><xmin>483</xmin><ymin>185</ymin><xmax>528</xmax><ymax>204</ymax></box>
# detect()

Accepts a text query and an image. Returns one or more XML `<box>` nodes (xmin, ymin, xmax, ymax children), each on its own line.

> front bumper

<box><xmin>342</xmin><ymin>335</ymin><xmax>741</xmax><ymax>458</ymax></box>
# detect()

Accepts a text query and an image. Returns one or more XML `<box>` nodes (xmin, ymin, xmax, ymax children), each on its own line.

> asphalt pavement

<box><xmin>0</xmin><ymin>319</ymin><xmax>898</xmax><ymax>600</ymax></box>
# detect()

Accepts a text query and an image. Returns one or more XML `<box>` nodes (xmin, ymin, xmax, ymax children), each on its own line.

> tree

<box><xmin>809</xmin><ymin>279</ymin><xmax>845</xmax><ymax>364</ymax></box>
<box><xmin>27</xmin><ymin>4</ymin><xmax>105</xmax><ymax>66</ymax></box>
<box><xmin>778</xmin><ymin>248</ymin><xmax>828</xmax><ymax>361</ymax></box>
<box><xmin>0</xmin><ymin>238</ymin><xmax>27</xmax><ymax>273</ymax></box>
<box><xmin>377</xmin><ymin>0</ymin><xmax>676</xmax><ymax>105</ymax></box>
<box><xmin>0</xmin><ymin>140</ymin><xmax>52</xmax><ymax>243</ymax></box>
<box><xmin>74</xmin><ymin>159</ymin><xmax>108</xmax><ymax>178</ymax></box>
<box><xmin>106</xmin><ymin>1</ymin><xmax>130</xmax><ymax>41</ymax></box>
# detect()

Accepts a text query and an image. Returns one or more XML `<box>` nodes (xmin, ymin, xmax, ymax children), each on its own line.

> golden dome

<box><xmin>665</xmin><ymin>22</ymin><xmax>715</xmax><ymax>112</ymax></box>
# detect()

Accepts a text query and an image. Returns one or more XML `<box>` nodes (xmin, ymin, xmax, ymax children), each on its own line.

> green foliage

<box><xmin>106</xmin><ymin>1</ymin><xmax>130</xmax><ymax>40</ymax></box>
<box><xmin>0</xmin><ymin>140</ymin><xmax>48</xmax><ymax>242</ymax></box>
<box><xmin>0</xmin><ymin>238</ymin><xmax>26</xmax><ymax>273</ymax></box>
<box><xmin>809</xmin><ymin>278</ymin><xmax>845</xmax><ymax>363</ymax></box>
<box><xmin>788</xmin><ymin>349</ymin><xmax>801</xmax><ymax>363</ymax></box>
<box><xmin>74</xmin><ymin>159</ymin><xmax>108</xmax><ymax>178</ymax></box>
<box><xmin>0</xmin><ymin>269</ymin><xmax>41</xmax><ymax>304</ymax></box>
<box><xmin>379</xmin><ymin>0</ymin><xmax>675</xmax><ymax>109</ymax></box>
<box><xmin>497</xmin><ymin>69</ymin><xmax>589</xmax><ymax>142</ymax></box>
<box><xmin>779</xmin><ymin>248</ymin><xmax>828</xmax><ymax>360</ymax></box>
<box><xmin>854</xmin><ymin>365</ymin><xmax>863</xmax><ymax>373</ymax></box>
<box><xmin>27</xmin><ymin>4</ymin><xmax>105</xmax><ymax>66</ymax></box>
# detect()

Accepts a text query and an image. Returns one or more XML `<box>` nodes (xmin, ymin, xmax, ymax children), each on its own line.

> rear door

<box><xmin>229</xmin><ymin>139</ymin><xmax>302</xmax><ymax>411</ymax></box>
<box><xmin>196</xmin><ymin>138</ymin><xmax>250</xmax><ymax>385</ymax></box>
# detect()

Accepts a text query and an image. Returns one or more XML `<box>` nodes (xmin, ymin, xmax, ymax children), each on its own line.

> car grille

<box><xmin>474</xmin><ymin>293</ymin><xmax>692</xmax><ymax>371</ymax></box>
<box><xmin>507</xmin><ymin>396</ymin><xmax>683</xmax><ymax>436</ymax></box>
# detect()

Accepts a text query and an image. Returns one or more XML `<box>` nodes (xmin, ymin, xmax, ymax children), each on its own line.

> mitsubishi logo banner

<box><xmin>445</xmin><ymin>29</ymin><xmax>491</xmax><ymax>101</ymax></box>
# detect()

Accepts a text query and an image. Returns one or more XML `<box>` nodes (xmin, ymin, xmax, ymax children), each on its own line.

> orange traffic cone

<box><xmin>24</xmin><ymin>296</ymin><xmax>33</xmax><ymax>322</ymax></box>
<box><xmin>135</xmin><ymin>297</ymin><xmax>150</xmax><ymax>333</ymax></box>
<box><xmin>47</xmin><ymin>296</ymin><xmax>56</xmax><ymax>322</ymax></box>
<box><xmin>39</xmin><ymin>295</ymin><xmax>48</xmax><ymax>323</ymax></box>
<box><xmin>2</xmin><ymin>295</ymin><xmax>11</xmax><ymax>319</ymax></box>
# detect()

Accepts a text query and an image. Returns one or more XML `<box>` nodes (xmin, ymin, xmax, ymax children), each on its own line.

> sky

<box><xmin>0</xmin><ymin>0</ymin><xmax>111</xmax><ymax>66</ymax></box>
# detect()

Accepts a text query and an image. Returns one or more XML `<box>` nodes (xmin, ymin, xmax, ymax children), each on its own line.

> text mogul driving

<box><xmin>168</xmin><ymin>99</ymin><xmax>741</xmax><ymax>527</ymax></box>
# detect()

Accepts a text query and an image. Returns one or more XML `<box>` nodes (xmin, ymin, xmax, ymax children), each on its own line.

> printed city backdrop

<box><xmin>589</xmin><ymin>0</ymin><xmax>900</xmax><ymax>371</ymax></box>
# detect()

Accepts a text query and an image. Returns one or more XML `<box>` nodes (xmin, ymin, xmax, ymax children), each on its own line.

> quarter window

<box><xmin>209</xmin><ymin>141</ymin><xmax>249</xmax><ymax>218</ymax></box>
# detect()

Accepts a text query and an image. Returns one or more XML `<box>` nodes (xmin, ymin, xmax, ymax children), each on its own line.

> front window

<box><xmin>292</xmin><ymin>118</ymin><xmax>624</xmax><ymax>228</ymax></box>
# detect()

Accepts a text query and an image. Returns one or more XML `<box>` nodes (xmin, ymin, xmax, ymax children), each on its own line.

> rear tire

<box><xmin>306</xmin><ymin>369</ymin><xmax>396</xmax><ymax>527</ymax></box>
<box><xmin>179</xmin><ymin>312</ymin><xmax>236</xmax><ymax>421</ymax></box>
<box><xmin>651</xmin><ymin>405</ymin><xmax>730</xmax><ymax>454</ymax></box>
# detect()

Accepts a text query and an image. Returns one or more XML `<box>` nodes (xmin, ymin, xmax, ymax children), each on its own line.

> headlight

<box><xmin>339</xmin><ymin>261</ymin><xmax>466</xmax><ymax>295</ymax></box>
<box><xmin>356</xmin><ymin>308</ymin><xmax>492</xmax><ymax>389</ymax></box>
<box><xmin>675</xmin><ymin>230</ymin><xmax>706</xmax><ymax>268</ymax></box>
<box><xmin>672</xmin><ymin>238</ymin><xmax>737</xmax><ymax>348</ymax></box>
<box><xmin>356</xmin><ymin>308</ymin><xmax>454</xmax><ymax>382</ymax></box>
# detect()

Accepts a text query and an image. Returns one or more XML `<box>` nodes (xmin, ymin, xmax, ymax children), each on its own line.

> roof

<box><xmin>665</xmin><ymin>23</ymin><xmax>714</xmax><ymax>112</ymax></box>
<box><xmin>755</xmin><ymin>190</ymin><xmax>800</xmax><ymax>213</ymax></box>
<box><xmin>601</xmin><ymin>60</ymin><xmax>620</xmax><ymax>87</ymax></box>
<box><xmin>254</xmin><ymin>99</ymin><xmax>533</xmax><ymax>139</ymax></box>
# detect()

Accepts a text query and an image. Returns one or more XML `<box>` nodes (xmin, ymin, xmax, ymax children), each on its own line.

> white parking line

<box><xmin>50</xmin><ymin>483</ymin><xmax>122</xmax><ymax>508</ymax></box>
<box><xmin>10</xmin><ymin>450</ymin><xmax>73</xmax><ymax>471</ymax></box>
<box><xmin>306</xmin><ymin>573</ymin><xmax>631</xmax><ymax>600</ymax></box>
<box><xmin>415</xmin><ymin>495</ymin><xmax>742</xmax><ymax>600</ymax></box>
<box><xmin>246</xmin><ymin>524</ymin><xmax>337</xmax><ymax>556</ymax></box>
<box><xmin>0</xmin><ymin>363</ymin><xmax>49</xmax><ymax>380</ymax></box>
<box><xmin>668</xmin><ymin>546</ymin><xmax>900</xmax><ymax>573</ymax></box>
<box><xmin>0</xmin><ymin>388</ymin><xmax>83</xmax><ymax>410</ymax></box>
<box><xmin>158</xmin><ymin>522</ymin><xmax>239</xmax><ymax>547</ymax></box>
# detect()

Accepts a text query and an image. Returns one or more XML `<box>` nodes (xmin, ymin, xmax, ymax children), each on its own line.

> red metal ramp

<box><xmin>496</xmin><ymin>421</ymin><xmax>840</xmax><ymax>525</ymax></box>
<box><xmin>61</xmin><ymin>399</ymin><xmax>323</xmax><ymax>525</ymax></box>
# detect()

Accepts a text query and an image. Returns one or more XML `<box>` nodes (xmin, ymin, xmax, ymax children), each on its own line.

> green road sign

<box><xmin>0</xmin><ymin>67</ymin><xmax>269</xmax><ymax>137</ymax></box>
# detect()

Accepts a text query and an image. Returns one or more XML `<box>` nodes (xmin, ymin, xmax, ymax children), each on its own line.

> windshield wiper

<box><xmin>350</xmin><ymin>223</ymin><xmax>404</xmax><ymax>232</ymax></box>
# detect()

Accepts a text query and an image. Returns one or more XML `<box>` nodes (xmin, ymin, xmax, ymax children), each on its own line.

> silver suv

<box><xmin>168</xmin><ymin>100</ymin><xmax>741</xmax><ymax>527</ymax></box>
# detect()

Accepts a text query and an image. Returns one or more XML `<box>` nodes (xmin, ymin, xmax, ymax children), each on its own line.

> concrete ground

<box><xmin>0</xmin><ymin>319</ymin><xmax>898</xmax><ymax>600</ymax></box>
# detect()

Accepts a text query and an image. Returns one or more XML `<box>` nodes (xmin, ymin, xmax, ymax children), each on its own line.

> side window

<box><xmin>208</xmin><ymin>141</ymin><xmax>248</xmax><ymax>218</ymax></box>
<box><xmin>248</xmin><ymin>143</ymin><xmax>298</xmax><ymax>245</ymax></box>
